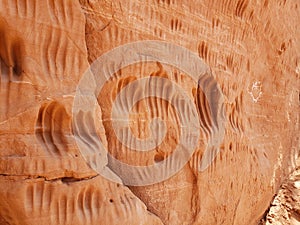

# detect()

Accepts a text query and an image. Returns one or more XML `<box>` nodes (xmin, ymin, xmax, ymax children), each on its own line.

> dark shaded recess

<box><xmin>194</xmin><ymin>75</ymin><xmax>216</xmax><ymax>137</ymax></box>
<box><xmin>0</xmin><ymin>17</ymin><xmax>25</xmax><ymax>78</ymax></box>
<box><xmin>35</xmin><ymin>101</ymin><xmax>70</xmax><ymax>156</ymax></box>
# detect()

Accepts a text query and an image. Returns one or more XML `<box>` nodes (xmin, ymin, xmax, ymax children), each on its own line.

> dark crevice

<box><xmin>0</xmin><ymin>173</ymin><xmax>99</xmax><ymax>183</ymax></box>
<box><xmin>60</xmin><ymin>175</ymin><xmax>98</xmax><ymax>184</ymax></box>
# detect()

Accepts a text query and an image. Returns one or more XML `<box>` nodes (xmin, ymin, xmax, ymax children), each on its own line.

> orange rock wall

<box><xmin>0</xmin><ymin>0</ymin><xmax>299</xmax><ymax>224</ymax></box>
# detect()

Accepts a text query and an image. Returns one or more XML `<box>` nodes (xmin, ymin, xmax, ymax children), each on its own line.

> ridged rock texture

<box><xmin>0</xmin><ymin>0</ymin><xmax>299</xmax><ymax>225</ymax></box>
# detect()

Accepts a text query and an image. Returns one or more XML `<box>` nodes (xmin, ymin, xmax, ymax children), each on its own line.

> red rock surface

<box><xmin>0</xmin><ymin>0</ymin><xmax>299</xmax><ymax>224</ymax></box>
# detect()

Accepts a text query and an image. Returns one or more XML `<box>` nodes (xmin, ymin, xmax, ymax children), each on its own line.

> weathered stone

<box><xmin>0</xmin><ymin>0</ymin><xmax>299</xmax><ymax>224</ymax></box>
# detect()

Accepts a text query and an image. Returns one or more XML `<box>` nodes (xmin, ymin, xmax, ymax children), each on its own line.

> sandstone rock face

<box><xmin>0</xmin><ymin>0</ymin><xmax>299</xmax><ymax>225</ymax></box>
